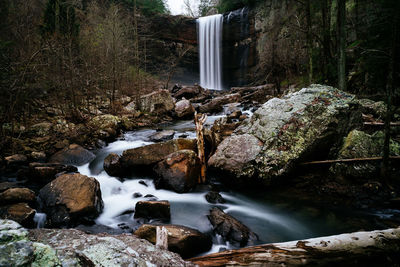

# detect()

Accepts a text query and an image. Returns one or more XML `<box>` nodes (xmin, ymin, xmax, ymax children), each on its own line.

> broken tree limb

<box><xmin>364</xmin><ymin>122</ymin><xmax>400</xmax><ymax>126</ymax></box>
<box><xmin>195</xmin><ymin>112</ymin><xmax>207</xmax><ymax>183</ymax></box>
<box><xmin>300</xmin><ymin>156</ymin><xmax>400</xmax><ymax>165</ymax></box>
<box><xmin>189</xmin><ymin>227</ymin><xmax>400</xmax><ymax>266</ymax></box>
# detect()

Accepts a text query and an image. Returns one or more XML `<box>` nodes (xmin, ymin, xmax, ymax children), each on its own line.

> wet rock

<box><xmin>38</xmin><ymin>173</ymin><xmax>103</xmax><ymax>227</ymax></box>
<box><xmin>331</xmin><ymin>130</ymin><xmax>400</xmax><ymax>179</ymax></box>
<box><xmin>139</xmin><ymin>180</ymin><xmax>148</xmax><ymax>187</ymax></box>
<box><xmin>199</xmin><ymin>93</ymin><xmax>241</xmax><ymax>114</ymax></box>
<box><xmin>4</xmin><ymin>154</ymin><xmax>28</xmax><ymax>166</ymax></box>
<box><xmin>111</xmin><ymin>139</ymin><xmax>197</xmax><ymax>176</ymax></box>
<box><xmin>0</xmin><ymin>219</ymin><xmax>60</xmax><ymax>266</ymax></box>
<box><xmin>154</xmin><ymin>150</ymin><xmax>200</xmax><ymax>193</ymax></box>
<box><xmin>134</xmin><ymin>224</ymin><xmax>212</xmax><ymax>258</ymax></box>
<box><xmin>49</xmin><ymin>144</ymin><xmax>95</xmax><ymax>166</ymax></box>
<box><xmin>175</xmin><ymin>99</ymin><xmax>195</xmax><ymax>118</ymax></box>
<box><xmin>26</xmin><ymin>162</ymin><xmax>78</xmax><ymax>184</ymax></box>
<box><xmin>134</xmin><ymin>200</ymin><xmax>170</xmax><ymax>221</ymax></box>
<box><xmin>227</xmin><ymin>110</ymin><xmax>242</xmax><ymax>121</ymax></box>
<box><xmin>30</xmin><ymin>151</ymin><xmax>46</xmax><ymax>162</ymax></box>
<box><xmin>209</xmin><ymin>85</ymin><xmax>362</xmax><ymax>185</ymax></box>
<box><xmin>103</xmin><ymin>153</ymin><xmax>122</xmax><ymax>177</ymax></box>
<box><xmin>0</xmin><ymin>182</ymin><xmax>19</xmax><ymax>193</ymax></box>
<box><xmin>88</xmin><ymin>114</ymin><xmax>121</xmax><ymax>140</ymax></box>
<box><xmin>205</xmin><ymin>191</ymin><xmax>225</xmax><ymax>204</ymax></box>
<box><xmin>173</xmin><ymin>85</ymin><xmax>203</xmax><ymax>100</ymax></box>
<box><xmin>28</xmin><ymin>228</ymin><xmax>194</xmax><ymax>266</ymax></box>
<box><xmin>208</xmin><ymin>207</ymin><xmax>258</xmax><ymax>247</ymax></box>
<box><xmin>0</xmin><ymin>203</ymin><xmax>36</xmax><ymax>227</ymax></box>
<box><xmin>149</xmin><ymin>130</ymin><xmax>176</xmax><ymax>142</ymax></box>
<box><xmin>133</xmin><ymin>192</ymin><xmax>142</xmax><ymax>198</ymax></box>
<box><xmin>0</xmin><ymin>188</ymin><xmax>36</xmax><ymax>205</ymax></box>
<box><xmin>125</xmin><ymin>89</ymin><xmax>175</xmax><ymax>113</ymax></box>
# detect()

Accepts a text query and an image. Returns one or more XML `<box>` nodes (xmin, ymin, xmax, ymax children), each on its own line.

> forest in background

<box><xmin>0</xmin><ymin>0</ymin><xmax>399</xmax><ymax>152</ymax></box>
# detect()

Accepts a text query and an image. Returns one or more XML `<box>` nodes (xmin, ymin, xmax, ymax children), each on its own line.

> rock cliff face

<box><xmin>145</xmin><ymin>1</ymin><xmax>306</xmax><ymax>89</ymax></box>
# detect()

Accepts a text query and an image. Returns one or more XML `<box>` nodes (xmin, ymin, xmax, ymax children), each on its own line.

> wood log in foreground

<box><xmin>195</xmin><ymin>112</ymin><xmax>207</xmax><ymax>183</ymax></box>
<box><xmin>189</xmin><ymin>227</ymin><xmax>400</xmax><ymax>266</ymax></box>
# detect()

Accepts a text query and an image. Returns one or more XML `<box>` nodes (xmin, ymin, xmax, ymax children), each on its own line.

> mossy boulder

<box><xmin>331</xmin><ymin>130</ymin><xmax>400</xmax><ymax>179</ymax></box>
<box><xmin>208</xmin><ymin>85</ymin><xmax>362</xmax><ymax>185</ymax></box>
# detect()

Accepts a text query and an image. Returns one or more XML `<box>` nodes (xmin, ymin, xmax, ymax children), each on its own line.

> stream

<box><xmin>75</xmin><ymin>113</ymin><xmax>400</xmax><ymax>256</ymax></box>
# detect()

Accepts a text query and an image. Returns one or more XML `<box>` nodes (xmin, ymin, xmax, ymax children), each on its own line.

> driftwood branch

<box><xmin>195</xmin><ymin>112</ymin><xmax>207</xmax><ymax>183</ymax></box>
<box><xmin>189</xmin><ymin>227</ymin><xmax>400</xmax><ymax>266</ymax></box>
<box><xmin>301</xmin><ymin>156</ymin><xmax>400</xmax><ymax>165</ymax></box>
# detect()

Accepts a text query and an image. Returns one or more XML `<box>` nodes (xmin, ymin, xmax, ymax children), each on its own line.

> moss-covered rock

<box><xmin>208</xmin><ymin>85</ymin><xmax>362</xmax><ymax>185</ymax></box>
<box><xmin>331</xmin><ymin>130</ymin><xmax>400</xmax><ymax>179</ymax></box>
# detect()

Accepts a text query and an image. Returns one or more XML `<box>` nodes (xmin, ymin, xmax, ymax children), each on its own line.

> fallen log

<box><xmin>300</xmin><ymin>156</ymin><xmax>400</xmax><ymax>165</ymax></box>
<box><xmin>195</xmin><ymin>112</ymin><xmax>207</xmax><ymax>183</ymax></box>
<box><xmin>189</xmin><ymin>227</ymin><xmax>400</xmax><ymax>266</ymax></box>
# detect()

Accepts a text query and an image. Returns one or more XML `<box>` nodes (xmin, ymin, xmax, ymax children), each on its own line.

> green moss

<box><xmin>32</xmin><ymin>242</ymin><xmax>61</xmax><ymax>267</ymax></box>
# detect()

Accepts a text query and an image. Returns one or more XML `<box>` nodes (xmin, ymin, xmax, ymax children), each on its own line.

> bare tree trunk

<box><xmin>381</xmin><ymin>1</ymin><xmax>399</xmax><ymax>181</ymax></box>
<box><xmin>321</xmin><ymin>0</ymin><xmax>331</xmax><ymax>80</ymax></box>
<box><xmin>195</xmin><ymin>112</ymin><xmax>207</xmax><ymax>184</ymax></box>
<box><xmin>337</xmin><ymin>0</ymin><xmax>346</xmax><ymax>91</ymax></box>
<box><xmin>306</xmin><ymin>0</ymin><xmax>313</xmax><ymax>84</ymax></box>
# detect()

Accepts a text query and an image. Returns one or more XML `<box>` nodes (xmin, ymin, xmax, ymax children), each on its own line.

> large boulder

<box><xmin>0</xmin><ymin>220</ymin><xmax>60</xmax><ymax>266</ymax></box>
<box><xmin>28</xmin><ymin>227</ymin><xmax>194</xmax><ymax>266</ymax></box>
<box><xmin>0</xmin><ymin>188</ymin><xmax>36</xmax><ymax>205</ymax></box>
<box><xmin>175</xmin><ymin>99</ymin><xmax>195</xmax><ymax>118</ymax></box>
<box><xmin>103</xmin><ymin>153</ymin><xmax>122</xmax><ymax>177</ymax></box>
<box><xmin>331</xmin><ymin>130</ymin><xmax>400</xmax><ymax>179</ymax></box>
<box><xmin>49</xmin><ymin>144</ymin><xmax>95</xmax><ymax>166</ymax></box>
<box><xmin>134</xmin><ymin>200</ymin><xmax>170</xmax><ymax>221</ymax></box>
<box><xmin>173</xmin><ymin>85</ymin><xmax>204</xmax><ymax>100</ymax></box>
<box><xmin>154</xmin><ymin>150</ymin><xmax>200</xmax><ymax>193</ymax></box>
<box><xmin>134</xmin><ymin>224</ymin><xmax>212</xmax><ymax>258</ymax></box>
<box><xmin>125</xmin><ymin>89</ymin><xmax>175</xmax><ymax>113</ymax></box>
<box><xmin>88</xmin><ymin>114</ymin><xmax>121</xmax><ymax>140</ymax></box>
<box><xmin>106</xmin><ymin>138</ymin><xmax>197</xmax><ymax>177</ymax></box>
<box><xmin>198</xmin><ymin>93</ymin><xmax>241</xmax><ymax>114</ymax></box>
<box><xmin>0</xmin><ymin>203</ymin><xmax>36</xmax><ymax>227</ymax></box>
<box><xmin>38</xmin><ymin>173</ymin><xmax>103</xmax><ymax>227</ymax></box>
<box><xmin>208</xmin><ymin>85</ymin><xmax>362</xmax><ymax>185</ymax></box>
<box><xmin>208</xmin><ymin>207</ymin><xmax>258</xmax><ymax>247</ymax></box>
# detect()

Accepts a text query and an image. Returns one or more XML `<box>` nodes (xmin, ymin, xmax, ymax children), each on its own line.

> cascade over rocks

<box><xmin>38</xmin><ymin>173</ymin><xmax>103</xmax><ymax>227</ymax></box>
<box><xmin>153</xmin><ymin>150</ymin><xmax>200</xmax><ymax>193</ymax></box>
<box><xmin>49</xmin><ymin>144</ymin><xmax>95</xmax><ymax>166</ymax></box>
<box><xmin>208</xmin><ymin>85</ymin><xmax>362</xmax><ymax>185</ymax></box>
<box><xmin>207</xmin><ymin>207</ymin><xmax>258</xmax><ymax>247</ymax></box>
<box><xmin>134</xmin><ymin>224</ymin><xmax>212</xmax><ymax>258</ymax></box>
<box><xmin>106</xmin><ymin>138</ymin><xmax>197</xmax><ymax>177</ymax></box>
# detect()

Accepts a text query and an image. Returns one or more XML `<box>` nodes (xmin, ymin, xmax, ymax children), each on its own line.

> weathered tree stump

<box><xmin>195</xmin><ymin>112</ymin><xmax>207</xmax><ymax>184</ymax></box>
<box><xmin>156</xmin><ymin>226</ymin><xmax>168</xmax><ymax>250</ymax></box>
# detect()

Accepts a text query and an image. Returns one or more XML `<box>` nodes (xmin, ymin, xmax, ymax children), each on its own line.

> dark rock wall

<box><xmin>144</xmin><ymin>0</ymin><xmax>306</xmax><ymax>89</ymax></box>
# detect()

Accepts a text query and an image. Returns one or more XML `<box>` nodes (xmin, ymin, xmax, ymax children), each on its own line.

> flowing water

<box><xmin>198</xmin><ymin>14</ymin><xmax>223</xmax><ymax>90</ymax></box>
<box><xmin>70</xmin><ymin>110</ymin><xmax>400</xmax><ymax>256</ymax></box>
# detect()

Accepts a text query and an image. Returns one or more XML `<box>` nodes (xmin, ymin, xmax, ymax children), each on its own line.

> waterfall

<box><xmin>198</xmin><ymin>14</ymin><xmax>223</xmax><ymax>90</ymax></box>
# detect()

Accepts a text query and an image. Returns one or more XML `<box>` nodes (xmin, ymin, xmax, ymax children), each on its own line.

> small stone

<box><xmin>205</xmin><ymin>191</ymin><xmax>226</xmax><ymax>204</ymax></box>
<box><xmin>133</xmin><ymin>192</ymin><xmax>143</xmax><ymax>198</ymax></box>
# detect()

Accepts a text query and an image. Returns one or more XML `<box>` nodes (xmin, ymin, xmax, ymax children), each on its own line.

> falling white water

<box><xmin>198</xmin><ymin>14</ymin><xmax>223</xmax><ymax>90</ymax></box>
